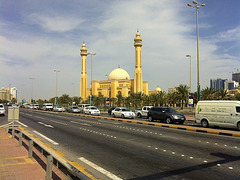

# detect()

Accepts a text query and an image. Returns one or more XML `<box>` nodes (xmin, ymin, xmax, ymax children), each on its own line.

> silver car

<box><xmin>0</xmin><ymin>104</ymin><xmax>5</xmax><ymax>116</ymax></box>
<box><xmin>112</xmin><ymin>107</ymin><xmax>135</xmax><ymax>119</ymax></box>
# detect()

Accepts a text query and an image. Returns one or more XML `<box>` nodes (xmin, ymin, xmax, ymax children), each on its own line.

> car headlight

<box><xmin>172</xmin><ymin>115</ymin><xmax>179</xmax><ymax>119</ymax></box>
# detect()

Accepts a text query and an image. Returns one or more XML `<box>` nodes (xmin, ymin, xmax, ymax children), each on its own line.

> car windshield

<box><xmin>72</xmin><ymin>107</ymin><xmax>78</xmax><ymax>109</ymax></box>
<box><xmin>57</xmin><ymin>105</ymin><xmax>62</xmax><ymax>108</ymax></box>
<box><xmin>122</xmin><ymin>108</ymin><xmax>130</xmax><ymax>112</ymax></box>
<box><xmin>0</xmin><ymin>105</ymin><xmax>3</xmax><ymax>108</ymax></box>
<box><xmin>91</xmin><ymin>107</ymin><xmax>97</xmax><ymax>110</ymax></box>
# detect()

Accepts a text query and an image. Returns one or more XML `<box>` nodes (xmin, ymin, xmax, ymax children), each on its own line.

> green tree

<box><xmin>110</xmin><ymin>97</ymin><xmax>117</xmax><ymax>107</ymax></box>
<box><xmin>234</xmin><ymin>93</ymin><xmax>240</xmax><ymax>100</ymax></box>
<box><xmin>116</xmin><ymin>94</ymin><xmax>124</xmax><ymax>106</ymax></box>
<box><xmin>216</xmin><ymin>89</ymin><xmax>232</xmax><ymax>100</ymax></box>
<box><xmin>201</xmin><ymin>87</ymin><xmax>216</xmax><ymax>100</ymax></box>
<box><xmin>176</xmin><ymin>84</ymin><xmax>189</xmax><ymax>109</ymax></box>
<box><xmin>58</xmin><ymin>94</ymin><xmax>72</xmax><ymax>105</ymax></box>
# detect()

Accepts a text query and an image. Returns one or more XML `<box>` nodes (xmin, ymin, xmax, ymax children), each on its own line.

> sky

<box><xmin>0</xmin><ymin>0</ymin><xmax>239</xmax><ymax>101</ymax></box>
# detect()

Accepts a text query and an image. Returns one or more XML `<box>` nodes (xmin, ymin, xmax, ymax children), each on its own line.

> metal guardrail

<box><xmin>7</xmin><ymin>127</ymin><xmax>92</xmax><ymax>180</ymax></box>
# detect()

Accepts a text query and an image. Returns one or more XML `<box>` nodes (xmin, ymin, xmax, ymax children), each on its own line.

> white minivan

<box><xmin>195</xmin><ymin>100</ymin><xmax>240</xmax><ymax>130</ymax></box>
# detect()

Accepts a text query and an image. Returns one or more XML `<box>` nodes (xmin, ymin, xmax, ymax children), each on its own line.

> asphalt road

<box><xmin>1</xmin><ymin>109</ymin><xmax>240</xmax><ymax>180</ymax></box>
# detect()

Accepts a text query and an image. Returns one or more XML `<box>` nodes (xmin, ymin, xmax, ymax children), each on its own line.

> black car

<box><xmin>108</xmin><ymin>107</ymin><xmax>116</xmax><ymax>115</ymax></box>
<box><xmin>147</xmin><ymin>107</ymin><xmax>185</xmax><ymax>124</ymax></box>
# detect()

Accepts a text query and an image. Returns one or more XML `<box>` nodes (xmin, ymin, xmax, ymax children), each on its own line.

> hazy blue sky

<box><xmin>1</xmin><ymin>0</ymin><xmax>239</xmax><ymax>101</ymax></box>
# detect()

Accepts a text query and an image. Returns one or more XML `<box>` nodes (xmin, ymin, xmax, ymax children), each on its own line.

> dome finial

<box><xmin>137</xmin><ymin>28</ymin><xmax>139</xmax><ymax>33</ymax></box>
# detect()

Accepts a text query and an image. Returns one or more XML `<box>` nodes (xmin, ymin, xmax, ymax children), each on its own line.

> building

<box><xmin>224</xmin><ymin>80</ymin><xmax>239</xmax><ymax>91</ymax></box>
<box><xmin>11</xmin><ymin>87</ymin><xmax>18</xmax><ymax>99</ymax></box>
<box><xmin>80</xmin><ymin>32</ymin><xmax>150</xmax><ymax>100</ymax></box>
<box><xmin>0</xmin><ymin>87</ymin><xmax>10</xmax><ymax>101</ymax></box>
<box><xmin>232</xmin><ymin>72</ymin><xmax>240</xmax><ymax>84</ymax></box>
<box><xmin>210</xmin><ymin>78</ymin><xmax>227</xmax><ymax>91</ymax></box>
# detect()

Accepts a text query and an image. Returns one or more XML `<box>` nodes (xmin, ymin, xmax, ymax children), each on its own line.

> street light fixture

<box><xmin>87</xmin><ymin>52</ymin><xmax>96</xmax><ymax>105</ymax></box>
<box><xmin>54</xmin><ymin>70</ymin><xmax>60</xmax><ymax>105</ymax></box>
<box><xmin>187</xmin><ymin>1</ymin><xmax>205</xmax><ymax>102</ymax></box>
<box><xmin>186</xmin><ymin>55</ymin><xmax>192</xmax><ymax>92</ymax></box>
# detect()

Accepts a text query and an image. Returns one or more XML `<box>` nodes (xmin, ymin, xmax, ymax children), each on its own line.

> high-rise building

<box><xmin>210</xmin><ymin>78</ymin><xmax>227</xmax><ymax>91</ymax></box>
<box><xmin>232</xmin><ymin>72</ymin><xmax>240</xmax><ymax>84</ymax></box>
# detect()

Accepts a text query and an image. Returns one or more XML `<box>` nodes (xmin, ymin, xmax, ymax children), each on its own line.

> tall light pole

<box><xmin>30</xmin><ymin>77</ymin><xmax>35</xmax><ymax>104</ymax></box>
<box><xmin>87</xmin><ymin>52</ymin><xmax>96</xmax><ymax>105</ymax></box>
<box><xmin>187</xmin><ymin>1</ymin><xmax>205</xmax><ymax>102</ymax></box>
<box><xmin>186</xmin><ymin>55</ymin><xmax>192</xmax><ymax>92</ymax></box>
<box><xmin>54</xmin><ymin>70</ymin><xmax>60</xmax><ymax>105</ymax></box>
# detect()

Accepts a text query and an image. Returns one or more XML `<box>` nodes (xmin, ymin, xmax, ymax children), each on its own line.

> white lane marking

<box><xmin>17</xmin><ymin>121</ymin><xmax>28</xmax><ymax>127</ymax></box>
<box><xmin>78</xmin><ymin>157</ymin><xmax>122</xmax><ymax>180</ymax></box>
<box><xmin>50</xmin><ymin>120</ymin><xmax>67</xmax><ymax>125</ymax></box>
<box><xmin>70</xmin><ymin>121</ymin><xmax>92</xmax><ymax>126</ymax></box>
<box><xmin>33</xmin><ymin>130</ymin><xmax>59</xmax><ymax>145</ymax></box>
<box><xmin>38</xmin><ymin>122</ymin><xmax>54</xmax><ymax>128</ymax></box>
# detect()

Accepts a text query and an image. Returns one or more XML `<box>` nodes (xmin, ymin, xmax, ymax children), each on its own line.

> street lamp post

<box><xmin>187</xmin><ymin>1</ymin><xmax>205</xmax><ymax>102</ymax></box>
<box><xmin>186</xmin><ymin>55</ymin><xmax>192</xmax><ymax>92</ymax></box>
<box><xmin>30</xmin><ymin>77</ymin><xmax>35</xmax><ymax>104</ymax></box>
<box><xmin>87</xmin><ymin>52</ymin><xmax>96</xmax><ymax>105</ymax></box>
<box><xmin>54</xmin><ymin>70</ymin><xmax>60</xmax><ymax>105</ymax></box>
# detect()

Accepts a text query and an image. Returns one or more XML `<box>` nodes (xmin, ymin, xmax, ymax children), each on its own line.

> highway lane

<box><xmin>5</xmin><ymin>109</ymin><xmax>240</xmax><ymax>179</ymax></box>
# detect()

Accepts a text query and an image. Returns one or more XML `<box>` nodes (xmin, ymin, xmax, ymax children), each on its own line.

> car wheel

<box><xmin>179</xmin><ymin>121</ymin><xmax>184</xmax><ymax>124</ymax></box>
<box><xmin>112</xmin><ymin>113</ymin><xmax>116</xmax><ymax>118</ymax></box>
<box><xmin>166</xmin><ymin>117</ymin><xmax>172</xmax><ymax>124</ymax></box>
<box><xmin>201</xmin><ymin>119</ymin><xmax>209</xmax><ymax>128</ymax></box>
<box><xmin>121</xmin><ymin>114</ymin><xmax>125</xmax><ymax>119</ymax></box>
<box><xmin>148</xmin><ymin>116</ymin><xmax>153</xmax><ymax>122</ymax></box>
<box><xmin>237</xmin><ymin>122</ymin><xmax>240</xmax><ymax>131</ymax></box>
<box><xmin>137</xmin><ymin>113</ymin><xmax>142</xmax><ymax>118</ymax></box>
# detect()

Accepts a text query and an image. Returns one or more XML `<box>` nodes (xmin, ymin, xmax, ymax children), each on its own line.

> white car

<box><xmin>53</xmin><ymin>105</ymin><xmax>65</xmax><ymax>112</ymax></box>
<box><xmin>0</xmin><ymin>104</ymin><xmax>5</xmax><ymax>116</ymax></box>
<box><xmin>112</xmin><ymin>107</ymin><xmax>135</xmax><ymax>119</ymax></box>
<box><xmin>84</xmin><ymin>106</ymin><xmax>100</xmax><ymax>116</ymax></box>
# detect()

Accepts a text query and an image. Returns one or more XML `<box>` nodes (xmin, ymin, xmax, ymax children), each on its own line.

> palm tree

<box><xmin>58</xmin><ymin>94</ymin><xmax>72</xmax><ymax>105</ymax></box>
<box><xmin>110</xmin><ymin>97</ymin><xmax>117</xmax><ymax>107</ymax></box>
<box><xmin>176</xmin><ymin>84</ymin><xmax>189</xmax><ymax>109</ymax></box>
<box><xmin>201</xmin><ymin>87</ymin><xmax>216</xmax><ymax>100</ymax></box>
<box><xmin>116</xmin><ymin>94</ymin><xmax>124</xmax><ymax>106</ymax></box>
<box><xmin>216</xmin><ymin>89</ymin><xmax>231</xmax><ymax>100</ymax></box>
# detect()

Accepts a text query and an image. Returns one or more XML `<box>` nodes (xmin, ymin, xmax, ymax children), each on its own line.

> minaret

<box><xmin>80</xmin><ymin>43</ymin><xmax>88</xmax><ymax>100</ymax></box>
<box><xmin>134</xmin><ymin>31</ymin><xmax>143</xmax><ymax>93</ymax></box>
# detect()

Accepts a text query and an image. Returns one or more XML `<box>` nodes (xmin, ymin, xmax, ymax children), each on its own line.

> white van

<box><xmin>78</xmin><ymin>104</ymin><xmax>90</xmax><ymax>113</ymax></box>
<box><xmin>195</xmin><ymin>101</ymin><xmax>240</xmax><ymax>130</ymax></box>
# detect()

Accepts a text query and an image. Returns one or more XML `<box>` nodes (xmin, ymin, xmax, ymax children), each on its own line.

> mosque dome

<box><xmin>108</xmin><ymin>68</ymin><xmax>130</xmax><ymax>80</ymax></box>
<box><xmin>155</xmin><ymin>87</ymin><xmax>161</xmax><ymax>92</ymax></box>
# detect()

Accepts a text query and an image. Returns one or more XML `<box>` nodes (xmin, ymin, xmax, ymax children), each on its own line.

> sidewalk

<box><xmin>0</xmin><ymin>127</ymin><xmax>67</xmax><ymax>180</ymax></box>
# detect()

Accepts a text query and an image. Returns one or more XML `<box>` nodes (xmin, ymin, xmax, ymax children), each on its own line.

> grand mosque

<box><xmin>80</xmin><ymin>31</ymin><xmax>159</xmax><ymax>100</ymax></box>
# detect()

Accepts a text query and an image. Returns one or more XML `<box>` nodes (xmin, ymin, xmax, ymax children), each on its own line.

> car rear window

<box><xmin>0</xmin><ymin>105</ymin><xmax>3</xmax><ymax>108</ymax></box>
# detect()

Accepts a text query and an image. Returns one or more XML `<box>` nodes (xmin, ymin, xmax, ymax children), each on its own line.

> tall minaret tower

<box><xmin>134</xmin><ymin>31</ymin><xmax>143</xmax><ymax>93</ymax></box>
<box><xmin>80</xmin><ymin>43</ymin><xmax>88</xmax><ymax>100</ymax></box>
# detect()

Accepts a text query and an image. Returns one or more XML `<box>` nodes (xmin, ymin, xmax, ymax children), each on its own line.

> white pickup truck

<box><xmin>135</xmin><ymin>106</ymin><xmax>153</xmax><ymax>118</ymax></box>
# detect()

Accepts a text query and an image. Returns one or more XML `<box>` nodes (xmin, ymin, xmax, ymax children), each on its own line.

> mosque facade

<box><xmin>80</xmin><ymin>32</ymin><xmax>158</xmax><ymax>100</ymax></box>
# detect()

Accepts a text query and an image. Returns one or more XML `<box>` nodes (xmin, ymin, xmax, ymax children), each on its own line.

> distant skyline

<box><xmin>1</xmin><ymin>0</ymin><xmax>239</xmax><ymax>101</ymax></box>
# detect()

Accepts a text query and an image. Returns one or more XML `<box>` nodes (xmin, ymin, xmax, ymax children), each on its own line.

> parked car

<box><xmin>112</xmin><ymin>107</ymin><xmax>135</xmax><ymax>119</ymax></box>
<box><xmin>67</xmin><ymin>106</ymin><xmax>80</xmax><ymax>113</ymax></box>
<box><xmin>84</xmin><ymin>106</ymin><xmax>100</xmax><ymax>116</ymax></box>
<box><xmin>0</xmin><ymin>104</ymin><xmax>5</xmax><ymax>116</ymax></box>
<box><xmin>147</xmin><ymin>107</ymin><xmax>185</xmax><ymax>124</ymax></box>
<box><xmin>53</xmin><ymin>105</ymin><xmax>65</xmax><ymax>112</ymax></box>
<box><xmin>78</xmin><ymin>104</ymin><xmax>90</xmax><ymax>113</ymax></box>
<box><xmin>43</xmin><ymin>103</ymin><xmax>53</xmax><ymax>111</ymax></box>
<box><xmin>108</xmin><ymin>107</ymin><xmax>116</xmax><ymax>115</ymax></box>
<box><xmin>195</xmin><ymin>100</ymin><xmax>240</xmax><ymax>130</ymax></box>
<box><xmin>135</xmin><ymin>106</ymin><xmax>153</xmax><ymax>118</ymax></box>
